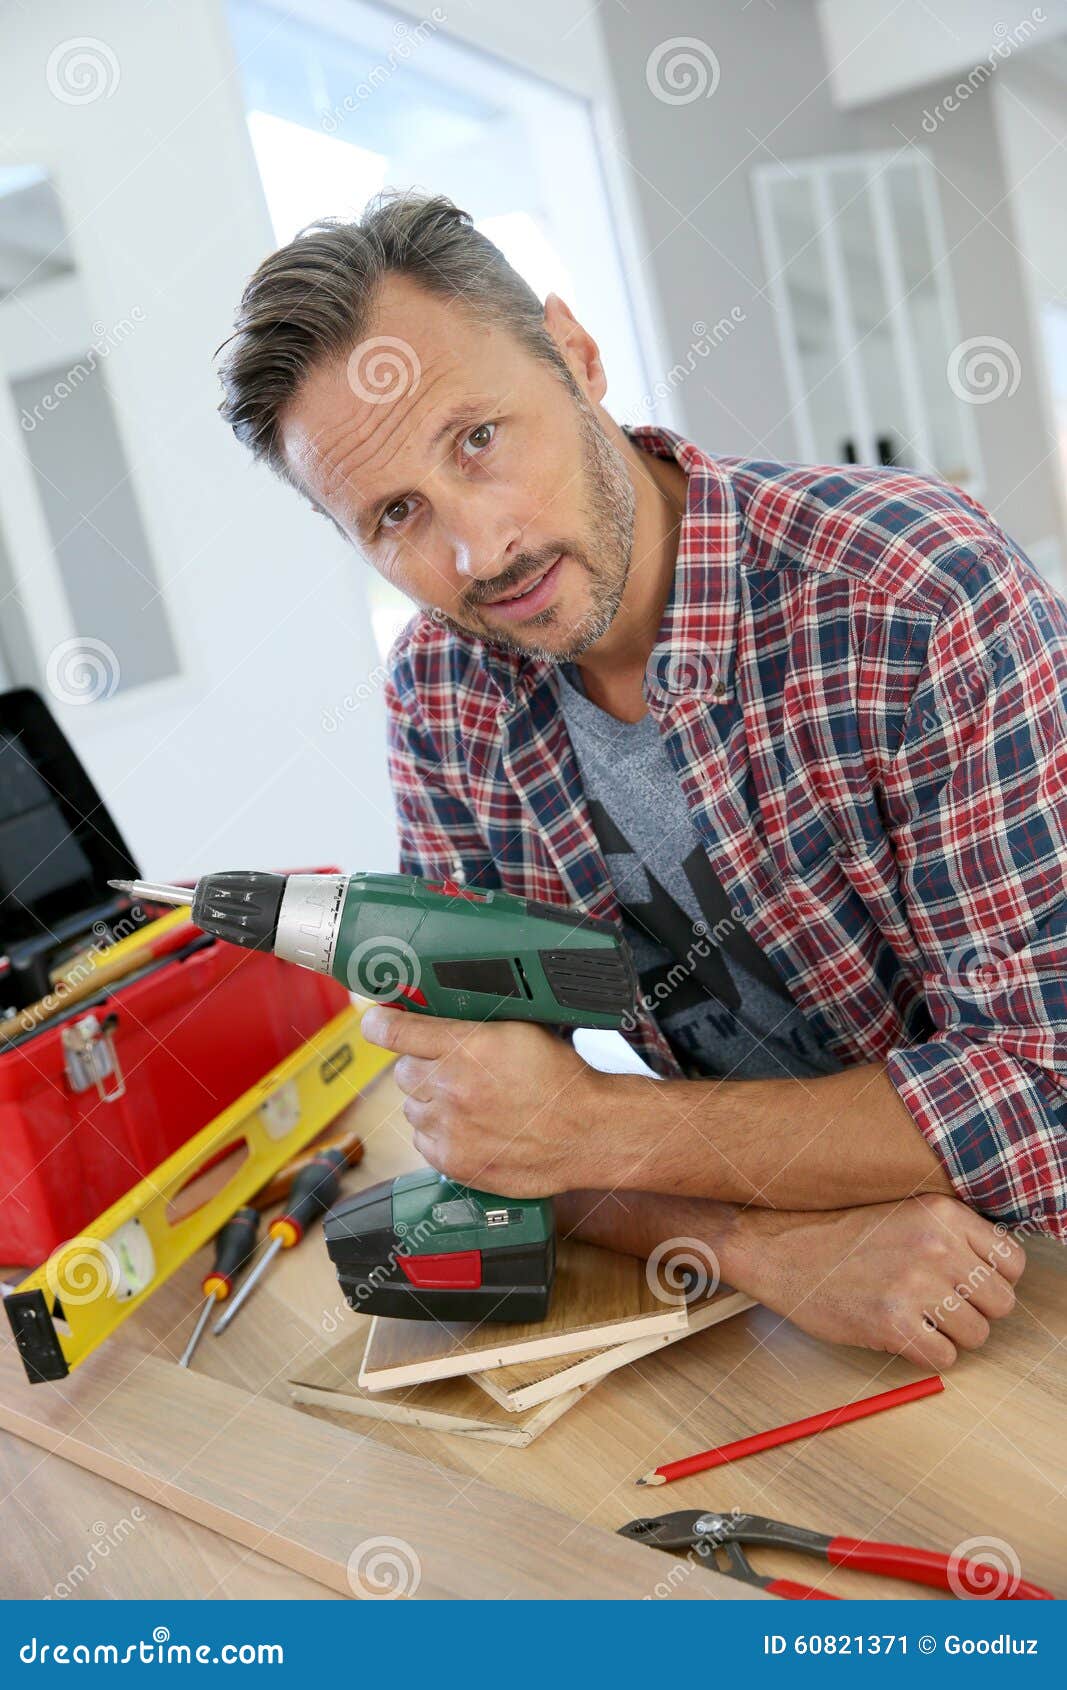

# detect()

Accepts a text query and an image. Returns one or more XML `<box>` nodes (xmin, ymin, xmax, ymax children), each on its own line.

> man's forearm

<box><xmin>555</xmin><ymin>1186</ymin><xmax>752</xmax><ymax>1280</ymax></box>
<box><xmin>586</xmin><ymin>1060</ymin><xmax>954</xmax><ymax>1210</ymax></box>
<box><xmin>553</xmin><ymin>1187</ymin><xmax>835</xmax><ymax>1300</ymax></box>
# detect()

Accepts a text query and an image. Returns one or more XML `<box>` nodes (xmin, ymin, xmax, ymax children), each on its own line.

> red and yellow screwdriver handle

<box><xmin>212</xmin><ymin>1146</ymin><xmax>350</xmax><ymax>1337</ymax></box>
<box><xmin>201</xmin><ymin>1206</ymin><xmax>260</xmax><ymax>1302</ymax></box>
<box><xmin>269</xmin><ymin>1146</ymin><xmax>349</xmax><ymax>1249</ymax></box>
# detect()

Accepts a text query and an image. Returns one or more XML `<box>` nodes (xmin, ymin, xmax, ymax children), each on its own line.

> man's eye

<box><xmin>461</xmin><ymin>422</ymin><xmax>496</xmax><ymax>456</ymax></box>
<box><xmin>380</xmin><ymin>498</ymin><xmax>412</xmax><ymax>530</ymax></box>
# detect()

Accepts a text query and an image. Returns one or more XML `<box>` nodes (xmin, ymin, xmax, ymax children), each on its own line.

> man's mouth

<box><xmin>479</xmin><ymin>554</ymin><xmax>564</xmax><ymax>622</ymax></box>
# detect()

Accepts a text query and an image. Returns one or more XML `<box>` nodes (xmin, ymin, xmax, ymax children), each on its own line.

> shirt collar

<box><xmin>479</xmin><ymin>425</ymin><xmax>740</xmax><ymax>710</ymax></box>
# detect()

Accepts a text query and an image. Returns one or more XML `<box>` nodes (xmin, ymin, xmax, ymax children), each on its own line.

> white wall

<box><xmin>993</xmin><ymin>56</ymin><xmax>1067</xmax><ymax>576</ymax></box>
<box><xmin>995</xmin><ymin>58</ymin><xmax>1067</xmax><ymax>314</ymax></box>
<box><xmin>817</xmin><ymin>0</ymin><xmax>1067</xmax><ymax>108</ymax></box>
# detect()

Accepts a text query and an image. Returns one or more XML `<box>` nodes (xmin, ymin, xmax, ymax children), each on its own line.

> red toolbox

<box><xmin>0</xmin><ymin>689</ymin><xmax>349</xmax><ymax>1266</ymax></box>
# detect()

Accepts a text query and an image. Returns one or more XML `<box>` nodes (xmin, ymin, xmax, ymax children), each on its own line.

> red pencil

<box><xmin>636</xmin><ymin>1374</ymin><xmax>944</xmax><ymax>1486</ymax></box>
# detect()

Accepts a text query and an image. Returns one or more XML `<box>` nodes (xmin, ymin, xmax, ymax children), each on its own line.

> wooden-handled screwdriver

<box><xmin>213</xmin><ymin>1147</ymin><xmax>348</xmax><ymax>1335</ymax></box>
<box><xmin>178</xmin><ymin>1206</ymin><xmax>260</xmax><ymax>1368</ymax></box>
<box><xmin>250</xmin><ymin>1123</ymin><xmax>363</xmax><ymax>1210</ymax></box>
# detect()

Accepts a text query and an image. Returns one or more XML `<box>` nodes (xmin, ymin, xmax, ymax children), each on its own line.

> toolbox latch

<box><xmin>61</xmin><ymin>1012</ymin><xmax>126</xmax><ymax>1102</ymax></box>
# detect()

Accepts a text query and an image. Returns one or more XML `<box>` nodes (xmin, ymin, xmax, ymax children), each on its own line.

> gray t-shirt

<box><xmin>557</xmin><ymin>664</ymin><xmax>841</xmax><ymax>1081</ymax></box>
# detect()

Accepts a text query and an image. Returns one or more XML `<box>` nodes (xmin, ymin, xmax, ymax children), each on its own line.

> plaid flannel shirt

<box><xmin>384</xmin><ymin>427</ymin><xmax>1067</xmax><ymax>1239</ymax></box>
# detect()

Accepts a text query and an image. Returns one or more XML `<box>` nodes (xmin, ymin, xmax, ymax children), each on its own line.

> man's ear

<box><xmin>543</xmin><ymin>293</ymin><xmax>607</xmax><ymax>404</ymax></box>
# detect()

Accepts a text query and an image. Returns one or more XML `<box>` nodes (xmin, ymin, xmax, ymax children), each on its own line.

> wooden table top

<box><xmin>2</xmin><ymin>1069</ymin><xmax>1064</xmax><ymax>1600</ymax></box>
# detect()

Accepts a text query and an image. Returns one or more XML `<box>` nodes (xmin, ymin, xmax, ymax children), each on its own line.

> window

<box><xmin>0</xmin><ymin>168</ymin><xmax>179</xmax><ymax>707</ymax></box>
<box><xmin>226</xmin><ymin>0</ymin><xmax>652</xmax><ymax>655</ymax></box>
<box><xmin>753</xmin><ymin>151</ymin><xmax>982</xmax><ymax>492</ymax></box>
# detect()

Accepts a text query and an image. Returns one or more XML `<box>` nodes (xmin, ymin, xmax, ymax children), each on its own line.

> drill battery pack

<box><xmin>324</xmin><ymin>1167</ymin><xmax>556</xmax><ymax>1322</ymax></box>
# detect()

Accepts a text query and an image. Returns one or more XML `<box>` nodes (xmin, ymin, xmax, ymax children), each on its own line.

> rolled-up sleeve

<box><xmin>884</xmin><ymin>544</ymin><xmax>1067</xmax><ymax>1239</ymax></box>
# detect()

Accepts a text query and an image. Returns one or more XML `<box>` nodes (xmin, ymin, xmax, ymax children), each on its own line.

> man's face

<box><xmin>280</xmin><ymin>275</ymin><xmax>636</xmax><ymax>660</ymax></box>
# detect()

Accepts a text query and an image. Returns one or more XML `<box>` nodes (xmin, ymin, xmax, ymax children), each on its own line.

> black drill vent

<box><xmin>538</xmin><ymin>946</ymin><xmax>636</xmax><ymax>1017</ymax></box>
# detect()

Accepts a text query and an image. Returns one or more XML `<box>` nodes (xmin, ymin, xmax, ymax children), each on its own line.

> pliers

<box><xmin>618</xmin><ymin>1509</ymin><xmax>1054</xmax><ymax>1600</ymax></box>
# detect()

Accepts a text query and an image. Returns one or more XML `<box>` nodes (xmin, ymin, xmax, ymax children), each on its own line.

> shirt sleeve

<box><xmin>383</xmin><ymin>666</ymin><xmax>501</xmax><ymax>891</ymax></box>
<box><xmin>883</xmin><ymin>543</ymin><xmax>1067</xmax><ymax>1239</ymax></box>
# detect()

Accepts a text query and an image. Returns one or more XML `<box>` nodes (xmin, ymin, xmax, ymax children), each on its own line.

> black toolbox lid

<box><xmin>0</xmin><ymin>687</ymin><xmax>140</xmax><ymax>950</ymax></box>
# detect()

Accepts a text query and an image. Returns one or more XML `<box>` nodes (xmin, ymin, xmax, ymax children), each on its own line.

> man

<box><xmin>218</xmin><ymin>193</ymin><xmax>1067</xmax><ymax>1369</ymax></box>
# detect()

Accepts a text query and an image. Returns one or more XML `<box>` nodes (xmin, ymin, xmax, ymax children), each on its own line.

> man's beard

<box><xmin>443</xmin><ymin>401</ymin><xmax>636</xmax><ymax>663</ymax></box>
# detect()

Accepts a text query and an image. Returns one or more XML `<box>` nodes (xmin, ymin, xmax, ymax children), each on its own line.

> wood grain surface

<box><xmin>0</xmin><ymin>1342</ymin><xmax>751</xmax><ymax>1600</ymax></box>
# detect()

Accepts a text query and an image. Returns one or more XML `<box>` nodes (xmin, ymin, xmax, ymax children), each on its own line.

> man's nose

<box><xmin>444</xmin><ymin>498</ymin><xmax>523</xmax><ymax>584</ymax></box>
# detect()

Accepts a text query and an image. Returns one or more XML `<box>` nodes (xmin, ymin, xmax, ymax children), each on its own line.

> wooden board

<box><xmin>359</xmin><ymin>1238</ymin><xmax>688</xmax><ymax>1391</ymax></box>
<box><xmin>289</xmin><ymin>1319</ymin><xmax>596</xmax><ymax>1445</ymax></box>
<box><xmin>292</xmin><ymin>1378</ymin><xmax>588</xmax><ymax>1445</ymax></box>
<box><xmin>0</xmin><ymin>1340</ymin><xmax>751</xmax><ymax>1601</ymax></box>
<box><xmin>474</xmin><ymin>1288</ymin><xmax>757</xmax><ymax>1413</ymax></box>
<box><xmin>0</xmin><ymin>1423</ymin><xmax>343</xmax><ymax>1601</ymax></box>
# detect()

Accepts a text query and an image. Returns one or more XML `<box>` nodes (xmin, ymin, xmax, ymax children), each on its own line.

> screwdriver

<box><xmin>178</xmin><ymin>1206</ymin><xmax>260</xmax><ymax>1368</ymax></box>
<box><xmin>213</xmin><ymin>1147</ymin><xmax>348</xmax><ymax>1335</ymax></box>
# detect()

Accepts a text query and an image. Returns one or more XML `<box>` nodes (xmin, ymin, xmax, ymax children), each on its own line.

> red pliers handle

<box><xmin>827</xmin><ymin>1537</ymin><xmax>1052</xmax><ymax>1600</ymax></box>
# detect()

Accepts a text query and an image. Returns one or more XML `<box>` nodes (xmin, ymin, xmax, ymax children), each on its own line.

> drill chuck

<box><xmin>188</xmin><ymin>871</ymin><xmax>287</xmax><ymax>952</ymax></box>
<box><xmin>187</xmin><ymin>871</ymin><xmax>349</xmax><ymax>968</ymax></box>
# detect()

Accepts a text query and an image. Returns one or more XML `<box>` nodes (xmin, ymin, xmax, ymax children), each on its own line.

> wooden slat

<box><xmin>475</xmin><ymin>1289</ymin><xmax>756</xmax><ymax>1413</ymax></box>
<box><xmin>0</xmin><ymin>1413</ymin><xmax>342</xmax><ymax>1601</ymax></box>
<box><xmin>289</xmin><ymin>1319</ymin><xmax>597</xmax><ymax>1445</ymax></box>
<box><xmin>0</xmin><ymin>1340</ymin><xmax>756</xmax><ymax>1600</ymax></box>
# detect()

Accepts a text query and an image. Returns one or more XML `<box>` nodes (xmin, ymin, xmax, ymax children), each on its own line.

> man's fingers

<box><xmin>929</xmin><ymin>1295</ymin><xmax>991</xmax><ymax>1352</ymax></box>
<box><xmin>991</xmin><ymin>1231</ymin><xmax>1027</xmax><ymax>1283</ymax></box>
<box><xmin>965</xmin><ymin>1215</ymin><xmax>1027</xmax><ymax>1284</ymax></box>
<box><xmin>393</xmin><ymin>1054</ymin><xmax>439</xmax><ymax>1100</ymax></box>
<box><xmin>362</xmin><ymin>1005</ymin><xmax>460</xmax><ymax>1058</ymax></box>
<box><xmin>961</xmin><ymin>1259</ymin><xmax>1017</xmax><ymax>1321</ymax></box>
<box><xmin>891</xmin><ymin>1320</ymin><xmax>958</xmax><ymax>1372</ymax></box>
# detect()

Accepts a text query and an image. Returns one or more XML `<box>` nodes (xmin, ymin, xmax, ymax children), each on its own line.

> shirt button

<box><xmin>713</xmin><ymin>681</ymin><xmax>726</xmax><ymax>698</ymax></box>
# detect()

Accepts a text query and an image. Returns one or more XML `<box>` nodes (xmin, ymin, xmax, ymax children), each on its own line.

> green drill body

<box><xmin>334</xmin><ymin>871</ymin><xmax>633</xmax><ymax>1027</ymax></box>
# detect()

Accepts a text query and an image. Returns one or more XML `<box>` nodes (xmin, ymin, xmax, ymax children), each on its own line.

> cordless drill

<box><xmin>110</xmin><ymin>871</ymin><xmax>637</xmax><ymax>1322</ymax></box>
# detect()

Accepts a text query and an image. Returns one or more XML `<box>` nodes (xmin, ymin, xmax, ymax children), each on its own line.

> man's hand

<box><xmin>360</xmin><ymin>1005</ymin><xmax>603</xmax><ymax>1195</ymax></box>
<box><xmin>727</xmin><ymin>1193</ymin><xmax>1026</xmax><ymax>1370</ymax></box>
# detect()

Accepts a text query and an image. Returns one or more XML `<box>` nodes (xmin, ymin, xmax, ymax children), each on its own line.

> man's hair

<box><xmin>216</xmin><ymin>191</ymin><xmax>573</xmax><ymax>482</ymax></box>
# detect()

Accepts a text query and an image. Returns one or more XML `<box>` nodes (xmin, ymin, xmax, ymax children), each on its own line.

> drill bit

<box><xmin>108</xmin><ymin>879</ymin><xmax>195</xmax><ymax>906</ymax></box>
